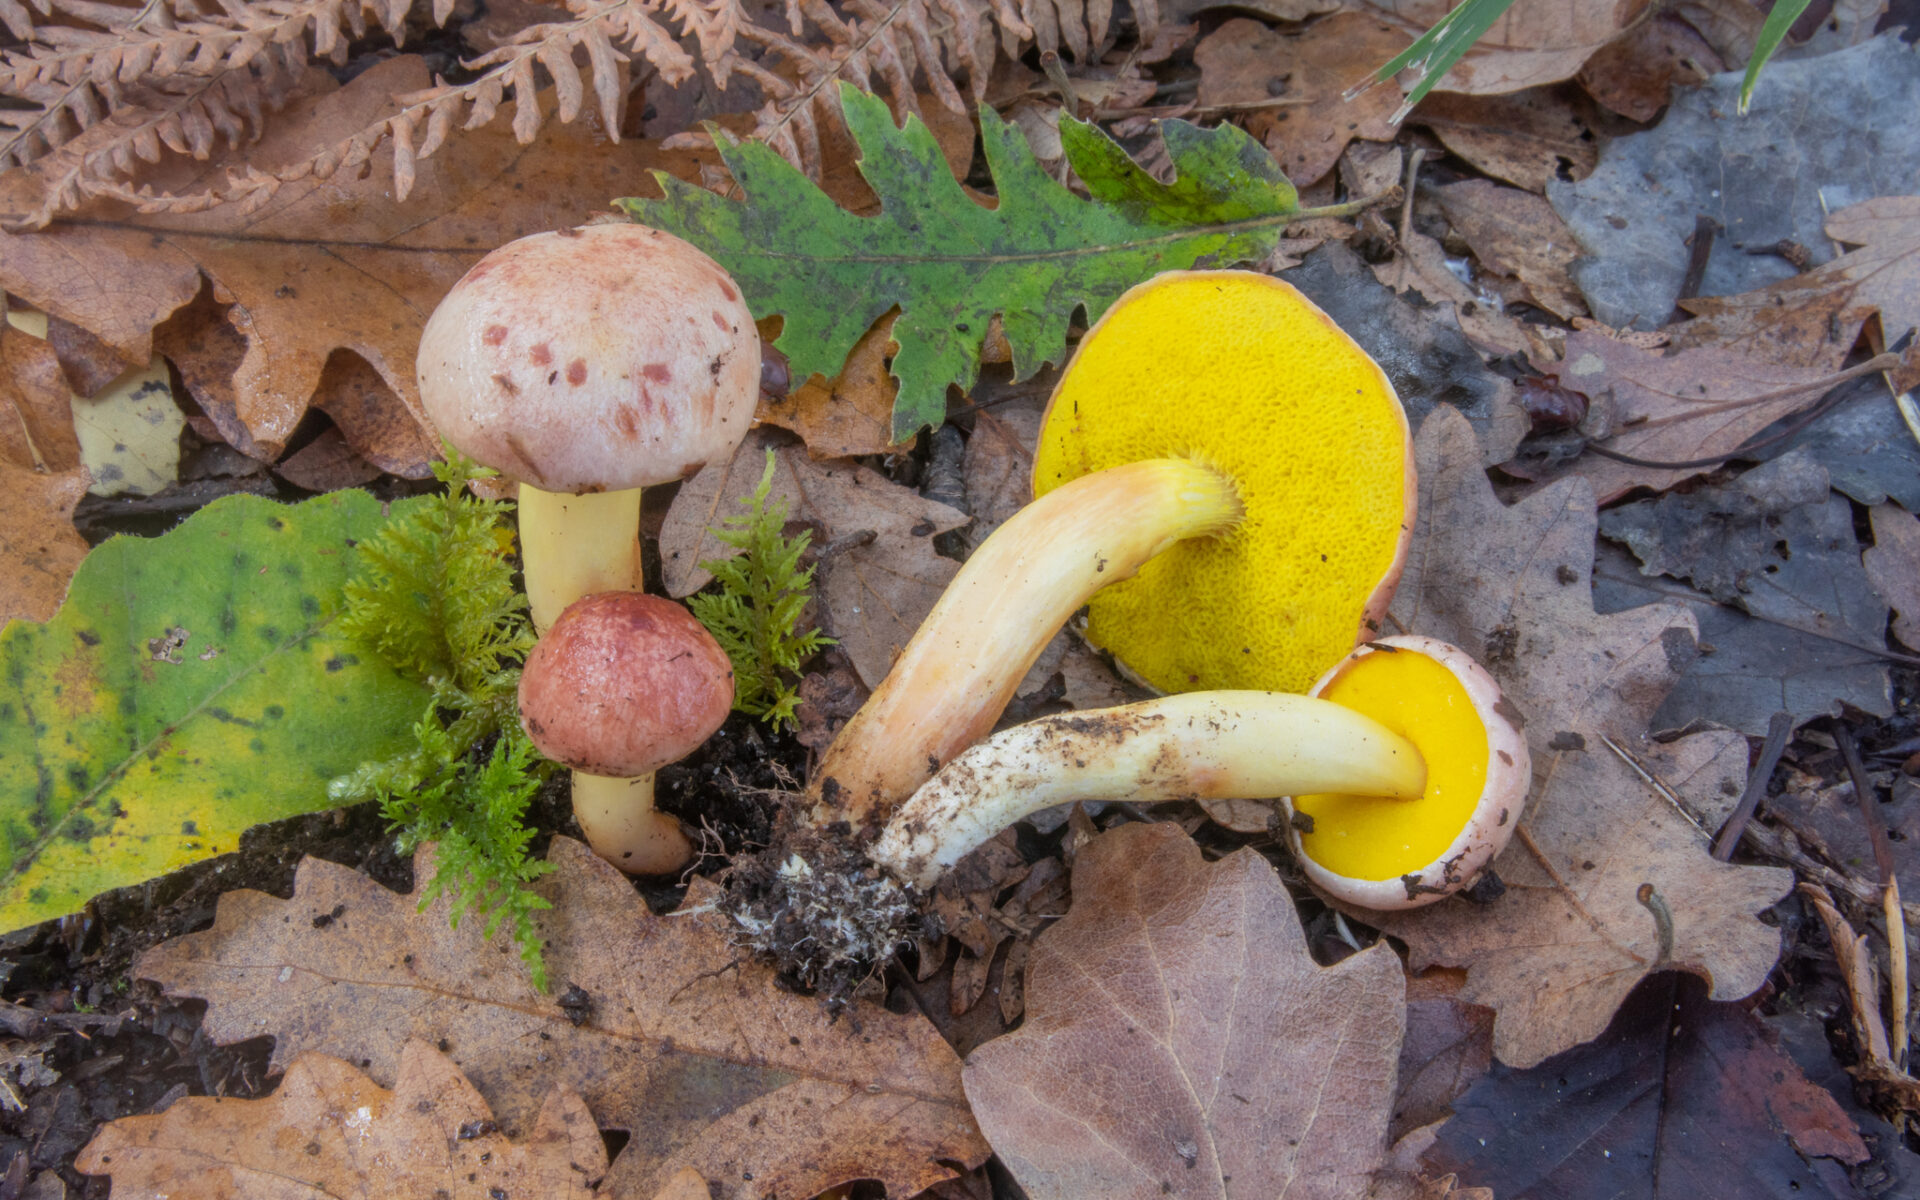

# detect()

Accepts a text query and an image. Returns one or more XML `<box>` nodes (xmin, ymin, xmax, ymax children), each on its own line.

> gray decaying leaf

<box><xmin>1422</xmin><ymin>975</ymin><xmax>1868</xmax><ymax>1199</ymax></box>
<box><xmin>1777</xmin><ymin>375</ymin><xmax>1920</xmax><ymax>512</ymax></box>
<box><xmin>1548</xmin><ymin>35</ymin><xmax>1920</xmax><ymax>329</ymax></box>
<box><xmin>1865</xmin><ymin>502</ymin><xmax>1920</xmax><ymax>647</ymax></box>
<box><xmin>1283</xmin><ymin>242</ymin><xmax>1526</xmax><ymax>464</ymax></box>
<box><xmin>1595</xmin><ymin>451</ymin><xmax>1891</xmax><ymax>735</ymax></box>
<box><xmin>963</xmin><ymin>822</ymin><xmax>1406</xmax><ymax>1200</ymax></box>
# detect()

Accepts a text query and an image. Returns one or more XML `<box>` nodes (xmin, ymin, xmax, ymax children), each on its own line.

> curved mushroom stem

<box><xmin>808</xmin><ymin>458</ymin><xmax>1242</xmax><ymax>828</ymax></box>
<box><xmin>570</xmin><ymin>771</ymin><xmax>693</xmax><ymax>876</ymax></box>
<box><xmin>519</xmin><ymin>484</ymin><xmax>645</xmax><ymax>633</ymax></box>
<box><xmin>870</xmin><ymin>692</ymin><xmax>1424</xmax><ymax>889</ymax></box>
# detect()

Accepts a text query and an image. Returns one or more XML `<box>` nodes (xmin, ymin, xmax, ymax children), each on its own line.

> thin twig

<box><xmin>1665</xmin><ymin>214</ymin><xmax>1720</xmax><ymax>324</ymax></box>
<box><xmin>1601</xmin><ymin>734</ymin><xmax>1711</xmax><ymax>840</ymax></box>
<box><xmin>1839</xmin><ymin>724</ymin><xmax>1910</xmax><ymax>1067</ymax></box>
<box><xmin>1711</xmin><ymin>711</ymin><xmax>1794</xmax><ymax>861</ymax></box>
<box><xmin>1581</xmin><ymin>354</ymin><xmax>1902</xmax><ymax>470</ymax></box>
<box><xmin>1398</xmin><ymin>147</ymin><xmax>1426</xmax><ymax>245</ymax></box>
<box><xmin>1591</xmin><ymin>571</ymin><xmax>1920</xmax><ymax>668</ymax></box>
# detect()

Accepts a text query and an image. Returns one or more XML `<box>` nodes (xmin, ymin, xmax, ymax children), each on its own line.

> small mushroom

<box><xmin>416</xmin><ymin>223</ymin><xmax>759</xmax><ymax>633</ymax></box>
<box><xmin>870</xmin><ymin>637</ymin><xmax>1527</xmax><ymax>910</ymax></box>
<box><xmin>1287</xmin><ymin>636</ymin><xmax>1530</xmax><ymax>910</ymax></box>
<box><xmin>809</xmin><ymin>270</ymin><xmax>1412</xmax><ymax>828</ymax></box>
<box><xmin>518</xmin><ymin>592</ymin><xmax>735</xmax><ymax>874</ymax></box>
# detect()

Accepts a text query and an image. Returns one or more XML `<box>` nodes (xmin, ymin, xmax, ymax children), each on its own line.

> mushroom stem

<box><xmin>871</xmin><ymin>692</ymin><xmax>1425</xmax><ymax>888</ymax></box>
<box><xmin>807</xmin><ymin>457</ymin><xmax>1243</xmax><ymax>828</ymax></box>
<box><xmin>569</xmin><ymin>770</ymin><xmax>694</xmax><ymax>876</ymax></box>
<box><xmin>519</xmin><ymin>484</ymin><xmax>645</xmax><ymax>633</ymax></box>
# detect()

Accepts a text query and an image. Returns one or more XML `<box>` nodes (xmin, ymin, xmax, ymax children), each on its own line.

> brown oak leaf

<box><xmin>1362</xmin><ymin>0</ymin><xmax>1652</xmax><ymax>96</ymax></box>
<box><xmin>1</xmin><ymin>317</ymin><xmax>79</xmax><ymax>472</ymax></box>
<box><xmin>1412</xmin><ymin>90</ymin><xmax>1597</xmax><ymax>196</ymax></box>
<box><xmin>963</xmin><ymin>822</ymin><xmax>1406</xmax><ymax>1200</ymax></box>
<box><xmin>136</xmin><ymin>837</ymin><xmax>989</xmax><ymax>1200</ymax></box>
<box><xmin>1545</xmin><ymin>330</ymin><xmax>1858</xmax><ymax>503</ymax></box>
<box><xmin>757</xmin><ymin>312</ymin><xmax>911</xmax><ymax>459</ymax></box>
<box><xmin>1865</xmin><ymin>502</ymin><xmax>1920</xmax><ymax>647</ymax></box>
<box><xmin>1348</xmin><ymin>407</ymin><xmax>1792</xmax><ymax>1068</ymax></box>
<box><xmin>0</xmin><ymin>460</ymin><xmax>89</xmax><ymax>628</ymax></box>
<box><xmin>76</xmin><ymin>1040</ymin><xmax>606</xmax><ymax>1199</ymax></box>
<box><xmin>1193</xmin><ymin>15</ymin><xmax>1405</xmax><ymax>187</ymax></box>
<box><xmin>660</xmin><ymin>428</ymin><xmax>969</xmax><ymax>689</ymax></box>
<box><xmin>1576</xmin><ymin>12</ymin><xmax>1726</xmax><ymax>123</ymax></box>
<box><xmin>0</xmin><ymin>55</ymin><xmax>712</xmax><ymax>469</ymax></box>
<box><xmin>1434</xmin><ymin>180</ymin><xmax>1585</xmax><ymax>320</ymax></box>
<box><xmin>1676</xmin><ymin>195</ymin><xmax>1920</xmax><ymax>390</ymax></box>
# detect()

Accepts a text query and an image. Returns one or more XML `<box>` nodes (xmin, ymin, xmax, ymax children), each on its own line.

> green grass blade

<box><xmin>1741</xmin><ymin>0</ymin><xmax>1813</xmax><ymax>113</ymax></box>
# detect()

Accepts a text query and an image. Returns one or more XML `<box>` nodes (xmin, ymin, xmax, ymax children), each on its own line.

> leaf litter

<box><xmin>963</xmin><ymin>822</ymin><xmax>1408</xmax><ymax>1200</ymax></box>
<box><xmin>1421</xmin><ymin>975</ymin><xmax>1869</xmax><ymax>1199</ymax></box>
<box><xmin>9</xmin><ymin>3</ymin><xmax>1920</xmax><ymax>1195</ymax></box>
<box><xmin>77</xmin><ymin>1040</ymin><xmax>608</xmax><ymax>1199</ymax></box>
<box><xmin>1355</xmin><ymin>407</ymin><xmax>1793</xmax><ymax>1069</ymax></box>
<box><xmin>1549</xmin><ymin>35</ymin><xmax>1920</xmax><ymax>332</ymax></box>
<box><xmin>137</xmin><ymin>837</ymin><xmax>989</xmax><ymax>1199</ymax></box>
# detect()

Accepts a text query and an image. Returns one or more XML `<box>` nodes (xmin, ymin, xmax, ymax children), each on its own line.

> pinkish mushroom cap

<box><xmin>519</xmin><ymin>592</ymin><xmax>736</xmax><ymax>777</ymax></box>
<box><xmin>417</xmin><ymin>224</ymin><xmax>759</xmax><ymax>492</ymax></box>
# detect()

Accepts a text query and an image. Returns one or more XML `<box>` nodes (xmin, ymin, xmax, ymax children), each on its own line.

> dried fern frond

<box><xmin>8</xmin><ymin>50</ymin><xmax>300</xmax><ymax>225</ymax></box>
<box><xmin>1</xmin><ymin>0</ymin><xmax>422</xmax><ymax>171</ymax></box>
<box><xmin>79</xmin><ymin>0</ymin><xmax>702</xmax><ymax>215</ymax></box>
<box><xmin>1</xmin><ymin>0</ymin><xmax>1169</xmax><ymax>221</ymax></box>
<box><xmin>676</xmin><ymin>0</ymin><xmax>990</xmax><ymax>179</ymax></box>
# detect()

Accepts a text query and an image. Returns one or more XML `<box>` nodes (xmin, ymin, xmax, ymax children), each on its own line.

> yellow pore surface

<box><xmin>1294</xmin><ymin>650</ymin><xmax>1488</xmax><ymax>881</ymax></box>
<box><xmin>1032</xmin><ymin>272</ymin><xmax>1407</xmax><ymax>695</ymax></box>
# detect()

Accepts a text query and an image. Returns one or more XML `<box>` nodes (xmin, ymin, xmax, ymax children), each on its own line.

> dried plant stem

<box><xmin>1710</xmin><ymin>710</ymin><xmax>1794</xmax><ymax>861</ymax></box>
<box><xmin>1840</xmin><ymin>725</ymin><xmax>1911</xmax><ymax>1068</ymax></box>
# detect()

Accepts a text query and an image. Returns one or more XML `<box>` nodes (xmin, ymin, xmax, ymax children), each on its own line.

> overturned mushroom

<box><xmin>871</xmin><ymin>637</ymin><xmax>1526</xmax><ymax>910</ymax></box>
<box><xmin>809</xmin><ymin>270</ymin><xmax>1412</xmax><ymax>828</ymax></box>
<box><xmin>1288</xmin><ymin>636</ymin><xmax>1530</xmax><ymax>909</ymax></box>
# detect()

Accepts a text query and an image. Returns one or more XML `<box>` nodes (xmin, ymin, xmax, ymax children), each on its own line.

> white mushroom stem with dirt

<box><xmin>870</xmin><ymin>637</ymin><xmax>1530</xmax><ymax>910</ymax></box>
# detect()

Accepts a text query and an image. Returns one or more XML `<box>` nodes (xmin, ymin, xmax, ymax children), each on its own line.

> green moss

<box><xmin>331</xmin><ymin>452</ymin><xmax>554</xmax><ymax>989</ymax></box>
<box><xmin>689</xmin><ymin>450</ymin><xmax>832</xmax><ymax>733</ymax></box>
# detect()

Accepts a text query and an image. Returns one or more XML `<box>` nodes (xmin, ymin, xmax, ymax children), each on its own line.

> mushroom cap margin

<box><xmin>1290</xmin><ymin>635</ymin><xmax>1531</xmax><ymax>911</ymax></box>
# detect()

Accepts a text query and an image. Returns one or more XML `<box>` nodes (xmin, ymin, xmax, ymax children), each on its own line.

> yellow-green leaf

<box><xmin>0</xmin><ymin>490</ymin><xmax>431</xmax><ymax>932</ymax></box>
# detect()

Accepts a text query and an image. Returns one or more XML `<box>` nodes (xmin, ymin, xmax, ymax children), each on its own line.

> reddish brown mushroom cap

<box><xmin>518</xmin><ymin>592</ymin><xmax>735</xmax><ymax>777</ymax></box>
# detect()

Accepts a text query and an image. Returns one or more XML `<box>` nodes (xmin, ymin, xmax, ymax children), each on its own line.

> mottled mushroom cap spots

<box><xmin>417</xmin><ymin>224</ymin><xmax>759</xmax><ymax>492</ymax></box>
<box><xmin>518</xmin><ymin>592</ymin><xmax>736</xmax><ymax>777</ymax></box>
<box><xmin>1031</xmin><ymin>270</ymin><xmax>1413</xmax><ymax>696</ymax></box>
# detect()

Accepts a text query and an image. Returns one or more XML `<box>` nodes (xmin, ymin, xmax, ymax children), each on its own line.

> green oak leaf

<box><xmin>621</xmin><ymin>84</ymin><xmax>1308</xmax><ymax>440</ymax></box>
<box><xmin>0</xmin><ymin>491</ymin><xmax>431</xmax><ymax>933</ymax></box>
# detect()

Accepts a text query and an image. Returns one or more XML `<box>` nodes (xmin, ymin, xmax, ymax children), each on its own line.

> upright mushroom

<box><xmin>418</xmin><ymin>223</ymin><xmax>757</xmax><ymax>873</ymax></box>
<box><xmin>417</xmin><ymin>223</ymin><xmax>760</xmax><ymax>633</ymax></box>
<box><xmin>519</xmin><ymin>592</ymin><xmax>735</xmax><ymax>874</ymax></box>
<box><xmin>871</xmin><ymin>636</ymin><xmax>1528</xmax><ymax>908</ymax></box>
<box><xmin>808</xmin><ymin>270</ymin><xmax>1412</xmax><ymax>828</ymax></box>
